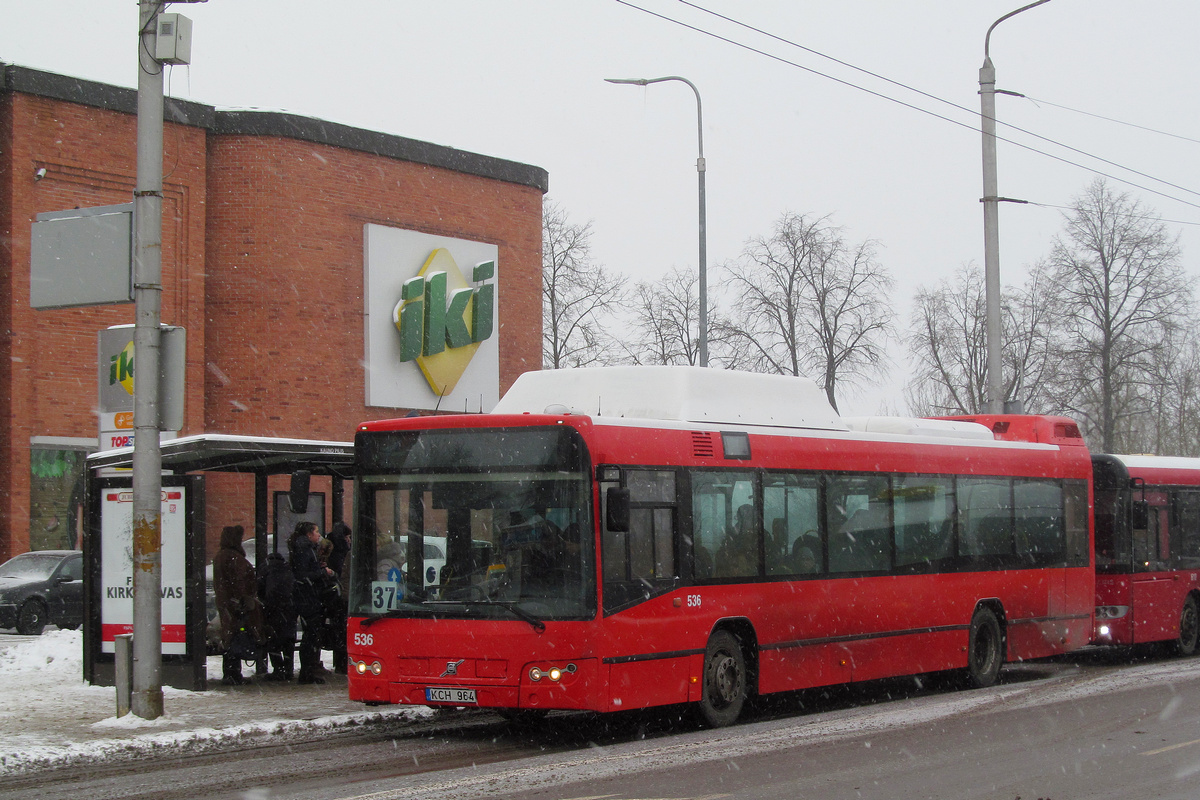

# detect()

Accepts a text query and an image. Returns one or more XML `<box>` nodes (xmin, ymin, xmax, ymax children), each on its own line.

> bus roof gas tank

<box><xmin>493</xmin><ymin>366</ymin><xmax>847</xmax><ymax>432</ymax></box>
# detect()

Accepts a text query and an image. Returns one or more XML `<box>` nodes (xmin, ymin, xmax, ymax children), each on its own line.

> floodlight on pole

<box><xmin>979</xmin><ymin>0</ymin><xmax>1050</xmax><ymax>413</ymax></box>
<box><xmin>606</xmin><ymin>76</ymin><xmax>708</xmax><ymax>367</ymax></box>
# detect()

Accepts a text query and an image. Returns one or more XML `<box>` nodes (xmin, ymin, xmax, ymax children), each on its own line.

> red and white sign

<box><xmin>100</xmin><ymin>487</ymin><xmax>189</xmax><ymax>654</ymax></box>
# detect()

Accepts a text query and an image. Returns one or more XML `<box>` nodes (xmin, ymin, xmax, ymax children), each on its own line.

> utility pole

<box><xmin>980</xmin><ymin>0</ymin><xmax>1050</xmax><ymax>414</ymax></box>
<box><xmin>131</xmin><ymin>0</ymin><xmax>166</xmax><ymax>720</ymax></box>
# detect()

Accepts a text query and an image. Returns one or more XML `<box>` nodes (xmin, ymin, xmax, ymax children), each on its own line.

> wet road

<box><xmin>6</xmin><ymin>649</ymin><xmax>1200</xmax><ymax>800</ymax></box>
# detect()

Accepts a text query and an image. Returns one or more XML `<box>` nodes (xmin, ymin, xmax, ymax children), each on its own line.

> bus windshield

<box><xmin>349</xmin><ymin>427</ymin><xmax>595</xmax><ymax>622</ymax></box>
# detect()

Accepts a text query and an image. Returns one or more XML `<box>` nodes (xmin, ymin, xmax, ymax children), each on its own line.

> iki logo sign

<box><xmin>364</xmin><ymin>225</ymin><xmax>500</xmax><ymax>412</ymax></box>
<box><xmin>392</xmin><ymin>249</ymin><xmax>495</xmax><ymax>397</ymax></box>
<box><xmin>109</xmin><ymin>340</ymin><xmax>135</xmax><ymax>396</ymax></box>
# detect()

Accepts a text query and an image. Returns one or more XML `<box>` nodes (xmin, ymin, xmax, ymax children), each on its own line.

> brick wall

<box><xmin>0</xmin><ymin>67</ymin><xmax>545</xmax><ymax>561</ymax></box>
<box><xmin>1</xmin><ymin>93</ymin><xmax>208</xmax><ymax>559</ymax></box>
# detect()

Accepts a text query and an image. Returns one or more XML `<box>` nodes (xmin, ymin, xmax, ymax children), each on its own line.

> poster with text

<box><xmin>99</xmin><ymin>486</ymin><xmax>188</xmax><ymax>654</ymax></box>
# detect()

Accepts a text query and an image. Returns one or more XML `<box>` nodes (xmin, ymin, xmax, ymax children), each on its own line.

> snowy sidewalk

<box><xmin>0</xmin><ymin>629</ymin><xmax>431</xmax><ymax>775</ymax></box>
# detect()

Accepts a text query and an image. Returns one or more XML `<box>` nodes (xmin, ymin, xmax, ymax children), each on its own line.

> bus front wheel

<box><xmin>697</xmin><ymin>630</ymin><xmax>746</xmax><ymax>728</ymax></box>
<box><xmin>1176</xmin><ymin>595</ymin><xmax>1199</xmax><ymax>656</ymax></box>
<box><xmin>966</xmin><ymin>608</ymin><xmax>1003</xmax><ymax>688</ymax></box>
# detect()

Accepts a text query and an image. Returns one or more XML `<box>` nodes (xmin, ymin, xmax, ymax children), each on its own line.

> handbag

<box><xmin>226</xmin><ymin>625</ymin><xmax>261</xmax><ymax>661</ymax></box>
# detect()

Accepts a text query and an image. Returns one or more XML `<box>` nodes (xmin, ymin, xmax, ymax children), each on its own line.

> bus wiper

<box><xmin>425</xmin><ymin>599</ymin><xmax>547</xmax><ymax>633</ymax></box>
<box><xmin>360</xmin><ymin>608</ymin><xmax>410</xmax><ymax>627</ymax></box>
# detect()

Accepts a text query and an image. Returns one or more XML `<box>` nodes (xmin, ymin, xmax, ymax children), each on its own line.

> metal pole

<box><xmin>605</xmin><ymin>76</ymin><xmax>708</xmax><ymax>366</ymax></box>
<box><xmin>979</xmin><ymin>56</ymin><xmax>1002</xmax><ymax>414</ymax></box>
<box><xmin>980</xmin><ymin>0</ymin><xmax>1051</xmax><ymax>414</ymax></box>
<box><xmin>691</xmin><ymin>82</ymin><xmax>708</xmax><ymax>369</ymax></box>
<box><xmin>132</xmin><ymin>0</ymin><xmax>165</xmax><ymax>720</ymax></box>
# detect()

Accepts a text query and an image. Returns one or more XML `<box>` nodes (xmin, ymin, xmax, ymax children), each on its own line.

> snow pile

<box><xmin>0</xmin><ymin>630</ymin><xmax>430</xmax><ymax>775</ymax></box>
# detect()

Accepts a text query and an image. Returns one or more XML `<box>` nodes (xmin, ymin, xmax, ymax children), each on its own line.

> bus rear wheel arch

<box><xmin>1175</xmin><ymin>594</ymin><xmax>1200</xmax><ymax>657</ymax></box>
<box><xmin>697</xmin><ymin>629</ymin><xmax>748</xmax><ymax>728</ymax></box>
<box><xmin>966</xmin><ymin>606</ymin><xmax>1004</xmax><ymax>688</ymax></box>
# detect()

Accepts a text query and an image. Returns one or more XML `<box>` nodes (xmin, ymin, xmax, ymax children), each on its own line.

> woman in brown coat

<box><xmin>212</xmin><ymin>524</ymin><xmax>263</xmax><ymax>685</ymax></box>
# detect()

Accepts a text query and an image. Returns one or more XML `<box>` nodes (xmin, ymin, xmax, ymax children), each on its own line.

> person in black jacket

<box><xmin>259</xmin><ymin>551</ymin><xmax>295</xmax><ymax>681</ymax></box>
<box><xmin>289</xmin><ymin>521</ymin><xmax>334</xmax><ymax>684</ymax></box>
<box><xmin>324</xmin><ymin>522</ymin><xmax>352</xmax><ymax>674</ymax></box>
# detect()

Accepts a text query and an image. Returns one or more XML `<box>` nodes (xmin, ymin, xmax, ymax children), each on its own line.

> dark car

<box><xmin>0</xmin><ymin>550</ymin><xmax>84</xmax><ymax>635</ymax></box>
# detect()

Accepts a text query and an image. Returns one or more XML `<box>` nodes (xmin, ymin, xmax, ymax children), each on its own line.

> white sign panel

<box><xmin>100</xmin><ymin>486</ymin><xmax>189</xmax><ymax>654</ymax></box>
<box><xmin>363</xmin><ymin>225</ymin><xmax>500</xmax><ymax>413</ymax></box>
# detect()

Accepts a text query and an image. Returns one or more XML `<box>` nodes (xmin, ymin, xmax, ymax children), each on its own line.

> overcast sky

<box><xmin>3</xmin><ymin>1</ymin><xmax>1198</xmax><ymax>413</ymax></box>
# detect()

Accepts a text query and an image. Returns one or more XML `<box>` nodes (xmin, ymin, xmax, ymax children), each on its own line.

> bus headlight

<box><xmin>354</xmin><ymin>660</ymin><xmax>383</xmax><ymax>676</ymax></box>
<box><xmin>1096</xmin><ymin>605</ymin><xmax>1129</xmax><ymax>620</ymax></box>
<box><xmin>529</xmin><ymin>663</ymin><xmax>576</xmax><ymax>682</ymax></box>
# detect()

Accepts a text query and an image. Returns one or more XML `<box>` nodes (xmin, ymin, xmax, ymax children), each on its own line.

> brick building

<box><xmin>0</xmin><ymin>64</ymin><xmax>547</xmax><ymax>561</ymax></box>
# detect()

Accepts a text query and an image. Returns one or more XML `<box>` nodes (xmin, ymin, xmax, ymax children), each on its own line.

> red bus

<box><xmin>345</xmin><ymin>367</ymin><xmax>1094</xmax><ymax>726</ymax></box>
<box><xmin>1092</xmin><ymin>453</ymin><xmax>1200</xmax><ymax>654</ymax></box>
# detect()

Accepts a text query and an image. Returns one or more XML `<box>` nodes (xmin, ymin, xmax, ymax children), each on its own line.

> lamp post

<box><xmin>980</xmin><ymin>0</ymin><xmax>1050</xmax><ymax>413</ymax></box>
<box><xmin>606</xmin><ymin>76</ymin><xmax>708</xmax><ymax>367</ymax></box>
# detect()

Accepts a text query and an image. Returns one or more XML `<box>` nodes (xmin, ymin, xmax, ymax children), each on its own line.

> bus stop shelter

<box><xmin>83</xmin><ymin>434</ymin><xmax>355</xmax><ymax>690</ymax></box>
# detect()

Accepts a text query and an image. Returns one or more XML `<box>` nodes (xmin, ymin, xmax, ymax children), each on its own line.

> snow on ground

<box><xmin>0</xmin><ymin>629</ymin><xmax>431</xmax><ymax>776</ymax></box>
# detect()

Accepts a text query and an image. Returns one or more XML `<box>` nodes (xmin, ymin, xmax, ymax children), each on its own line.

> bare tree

<box><xmin>905</xmin><ymin>262</ymin><xmax>1059</xmax><ymax>417</ymax></box>
<box><xmin>542</xmin><ymin>200</ymin><xmax>628</xmax><ymax>369</ymax></box>
<box><xmin>627</xmin><ymin>267</ymin><xmax>702</xmax><ymax>366</ymax></box>
<box><xmin>724</xmin><ymin>212</ymin><xmax>894</xmax><ymax>411</ymax></box>
<box><xmin>1128</xmin><ymin>318</ymin><xmax>1200</xmax><ymax>456</ymax></box>
<box><xmin>905</xmin><ymin>264</ymin><xmax>988</xmax><ymax>415</ymax></box>
<box><xmin>625</xmin><ymin>266</ymin><xmax>748</xmax><ymax>368</ymax></box>
<box><xmin>1047</xmin><ymin>179</ymin><xmax>1192</xmax><ymax>452</ymax></box>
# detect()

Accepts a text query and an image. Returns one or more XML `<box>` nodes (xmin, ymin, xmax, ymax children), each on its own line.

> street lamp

<box><xmin>980</xmin><ymin>0</ymin><xmax>1050</xmax><ymax>413</ymax></box>
<box><xmin>606</xmin><ymin>76</ymin><xmax>708</xmax><ymax>367</ymax></box>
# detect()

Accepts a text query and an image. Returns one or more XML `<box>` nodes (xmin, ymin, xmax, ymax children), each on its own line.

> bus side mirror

<box><xmin>1131</xmin><ymin>499</ymin><xmax>1149</xmax><ymax>530</ymax></box>
<box><xmin>606</xmin><ymin>487</ymin><xmax>630</xmax><ymax>532</ymax></box>
<box><xmin>289</xmin><ymin>470</ymin><xmax>311</xmax><ymax>514</ymax></box>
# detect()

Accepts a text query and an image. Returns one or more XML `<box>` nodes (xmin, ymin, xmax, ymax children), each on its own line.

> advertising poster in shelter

<box><xmin>99</xmin><ymin>486</ymin><xmax>188</xmax><ymax>654</ymax></box>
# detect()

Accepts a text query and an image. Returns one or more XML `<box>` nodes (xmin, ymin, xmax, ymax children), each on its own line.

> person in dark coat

<box><xmin>212</xmin><ymin>524</ymin><xmax>263</xmax><ymax>685</ymax></box>
<box><xmin>289</xmin><ymin>521</ymin><xmax>334</xmax><ymax>684</ymax></box>
<box><xmin>259</xmin><ymin>551</ymin><xmax>296</xmax><ymax>680</ymax></box>
<box><xmin>324</xmin><ymin>522</ymin><xmax>352</xmax><ymax>673</ymax></box>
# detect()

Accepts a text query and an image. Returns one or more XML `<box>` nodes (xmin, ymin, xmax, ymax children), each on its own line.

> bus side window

<box><xmin>692</xmin><ymin>471</ymin><xmax>757</xmax><ymax>580</ymax></box>
<box><xmin>1014</xmin><ymin>480</ymin><xmax>1064</xmax><ymax>564</ymax></box>
<box><xmin>1063</xmin><ymin>480</ymin><xmax>1090</xmax><ymax>567</ymax></box>
<box><xmin>959</xmin><ymin>478</ymin><xmax>1014</xmax><ymax>559</ymax></box>
<box><xmin>828</xmin><ymin>474</ymin><xmax>892</xmax><ymax>573</ymax></box>
<box><xmin>764</xmin><ymin>474</ymin><xmax>821</xmax><ymax>576</ymax></box>
<box><xmin>1134</xmin><ymin>491</ymin><xmax>1169</xmax><ymax>571</ymax></box>
<box><xmin>894</xmin><ymin>476</ymin><xmax>954</xmax><ymax>569</ymax></box>
<box><xmin>1174</xmin><ymin>491</ymin><xmax>1200</xmax><ymax>569</ymax></box>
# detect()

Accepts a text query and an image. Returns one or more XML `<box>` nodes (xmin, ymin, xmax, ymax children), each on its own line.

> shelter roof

<box><xmin>85</xmin><ymin>433</ymin><xmax>354</xmax><ymax>476</ymax></box>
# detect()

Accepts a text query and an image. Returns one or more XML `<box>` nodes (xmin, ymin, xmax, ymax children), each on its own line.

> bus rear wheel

<box><xmin>966</xmin><ymin>608</ymin><xmax>1003</xmax><ymax>688</ymax></box>
<box><xmin>697</xmin><ymin>630</ymin><xmax>746</xmax><ymax>728</ymax></box>
<box><xmin>1175</xmin><ymin>596</ymin><xmax>1199</xmax><ymax>656</ymax></box>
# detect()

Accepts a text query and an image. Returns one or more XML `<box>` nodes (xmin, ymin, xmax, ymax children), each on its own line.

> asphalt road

<box><xmin>7</xmin><ymin>648</ymin><xmax>1200</xmax><ymax>800</ymax></box>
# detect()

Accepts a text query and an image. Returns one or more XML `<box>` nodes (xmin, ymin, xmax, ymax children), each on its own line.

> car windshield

<box><xmin>0</xmin><ymin>553</ymin><xmax>61</xmax><ymax>581</ymax></box>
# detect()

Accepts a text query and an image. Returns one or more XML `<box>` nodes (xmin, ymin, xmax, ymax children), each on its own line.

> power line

<box><xmin>1021</xmin><ymin>95</ymin><xmax>1200</xmax><ymax>146</ymax></box>
<box><xmin>675</xmin><ymin>0</ymin><xmax>1200</xmax><ymax>202</ymax></box>
<box><xmin>610</xmin><ymin>0</ymin><xmax>1200</xmax><ymax>214</ymax></box>
<box><xmin>1025</xmin><ymin>200</ymin><xmax>1200</xmax><ymax>228</ymax></box>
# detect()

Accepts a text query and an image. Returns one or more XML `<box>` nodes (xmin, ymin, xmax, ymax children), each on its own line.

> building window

<box><xmin>30</xmin><ymin>447</ymin><xmax>90</xmax><ymax>550</ymax></box>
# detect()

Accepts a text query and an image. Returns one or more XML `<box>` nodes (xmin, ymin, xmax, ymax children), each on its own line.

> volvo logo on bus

<box><xmin>440</xmin><ymin>659</ymin><xmax>465</xmax><ymax>678</ymax></box>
